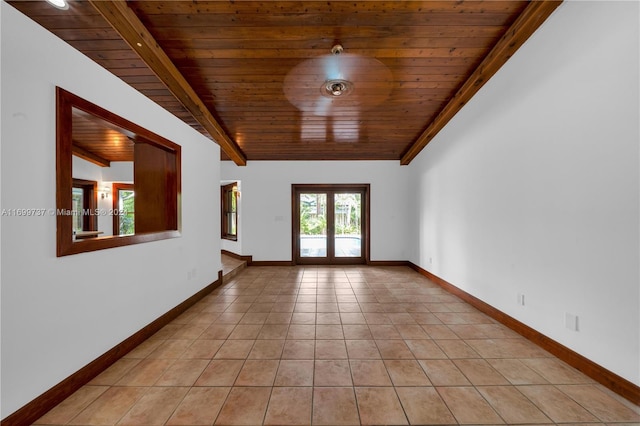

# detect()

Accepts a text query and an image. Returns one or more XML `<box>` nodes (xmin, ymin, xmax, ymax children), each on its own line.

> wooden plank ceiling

<box><xmin>72</xmin><ymin>107</ymin><xmax>135</xmax><ymax>166</ymax></box>
<box><xmin>8</xmin><ymin>1</ymin><xmax>561</xmax><ymax>165</ymax></box>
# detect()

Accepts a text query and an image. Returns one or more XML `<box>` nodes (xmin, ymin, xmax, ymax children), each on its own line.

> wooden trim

<box><xmin>250</xmin><ymin>260</ymin><xmax>295</xmax><ymax>266</ymax></box>
<box><xmin>221</xmin><ymin>249</ymin><xmax>253</xmax><ymax>265</ymax></box>
<box><xmin>367</xmin><ymin>260</ymin><xmax>410</xmax><ymax>267</ymax></box>
<box><xmin>222</xmin><ymin>258</ymin><xmax>408</xmax><ymax>267</ymax></box>
<box><xmin>1</xmin><ymin>273</ymin><xmax>223</xmax><ymax>426</ymax></box>
<box><xmin>409</xmin><ymin>262</ymin><xmax>640</xmax><ymax>405</ymax></box>
<box><xmin>363</xmin><ymin>187</ymin><xmax>371</xmax><ymax>264</ymax></box>
<box><xmin>57</xmin><ymin>87</ymin><xmax>73</xmax><ymax>257</ymax></box>
<box><xmin>57</xmin><ymin>87</ymin><xmax>182</xmax><ymax>257</ymax></box>
<box><xmin>400</xmin><ymin>0</ymin><xmax>562</xmax><ymax>165</ymax></box>
<box><xmin>88</xmin><ymin>0</ymin><xmax>246</xmax><ymax>166</ymax></box>
<box><xmin>220</xmin><ymin>251</ymin><xmax>288</xmax><ymax>267</ymax></box>
<box><xmin>62</xmin><ymin>231</ymin><xmax>182</xmax><ymax>256</ymax></box>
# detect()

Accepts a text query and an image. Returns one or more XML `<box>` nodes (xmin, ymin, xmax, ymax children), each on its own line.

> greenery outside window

<box><xmin>221</xmin><ymin>182</ymin><xmax>238</xmax><ymax>240</ymax></box>
<box><xmin>292</xmin><ymin>184</ymin><xmax>369</xmax><ymax>265</ymax></box>
<box><xmin>113</xmin><ymin>183</ymin><xmax>135</xmax><ymax>236</ymax></box>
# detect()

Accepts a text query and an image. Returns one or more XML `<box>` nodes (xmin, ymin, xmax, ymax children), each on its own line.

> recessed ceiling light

<box><xmin>46</xmin><ymin>0</ymin><xmax>69</xmax><ymax>10</ymax></box>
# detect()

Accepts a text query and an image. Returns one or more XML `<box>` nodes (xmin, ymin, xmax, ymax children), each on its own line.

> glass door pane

<box><xmin>117</xmin><ymin>189</ymin><xmax>135</xmax><ymax>236</ymax></box>
<box><xmin>299</xmin><ymin>193</ymin><xmax>327</xmax><ymax>257</ymax></box>
<box><xmin>71</xmin><ymin>187</ymin><xmax>84</xmax><ymax>232</ymax></box>
<box><xmin>334</xmin><ymin>193</ymin><xmax>362</xmax><ymax>257</ymax></box>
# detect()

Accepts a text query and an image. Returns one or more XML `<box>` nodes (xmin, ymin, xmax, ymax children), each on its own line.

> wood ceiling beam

<box><xmin>400</xmin><ymin>0</ymin><xmax>562</xmax><ymax>165</ymax></box>
<box><xmin>72</xmin><ymin>143</ymin><xmax>111</xmax><ymax>168</ymax></box>
<box><xmin>88</xmin><ymin>0</ymin><xmax>247</xmax><ymax>166</ymax></box>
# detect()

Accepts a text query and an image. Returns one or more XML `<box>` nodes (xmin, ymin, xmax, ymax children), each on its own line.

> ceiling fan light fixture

<box><xmin>46</xmin><ymin>0</ymin><xmax>69</xmax><ymax>9</ymax></box>
<box><xmin>331</xmin><ymin>44</ymin><xmax>344</xmax><ymax>55</ymax></box>
<box><xmin>285</xmin><ymin>41</ymin><xmax>392</xmax><ymax>115</ymax></box>
<box><xmin>323</xmin><ymin>79</ymin><xmax>352</xmax><ymax>97</ymax></box>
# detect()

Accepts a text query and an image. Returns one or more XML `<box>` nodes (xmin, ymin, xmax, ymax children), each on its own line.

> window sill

<box><xmin>58</xmin><ymin>230</ymin><xmax>181</xmax><ymax>256</ymax></box>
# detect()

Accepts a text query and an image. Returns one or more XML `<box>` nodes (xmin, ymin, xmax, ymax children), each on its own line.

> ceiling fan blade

<box><xmin>323</xmin><ymin>54</ymin><xmax>342</xmax><ymax>81</ymax></box>
<box><xmin>314</xmin><ymin>96</ymin><xmax>333</xmax><ymax>116</ymax></box>
<box><xmin>284</xmin><ymin>51</ymin><xmax>394</xmax><ymax>117</ymax></box>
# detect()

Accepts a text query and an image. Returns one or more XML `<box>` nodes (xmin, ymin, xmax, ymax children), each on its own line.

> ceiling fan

<box><xmin>284</xmin><ymin>44</ymin><xmax>394</xmax><ymax>117</ymax></box>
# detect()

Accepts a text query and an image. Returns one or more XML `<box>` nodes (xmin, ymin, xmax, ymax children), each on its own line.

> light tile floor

<box><xmin>34</xmin><ymin>265</ymin><xmax>640</xmax><ymax>425</ymax></box>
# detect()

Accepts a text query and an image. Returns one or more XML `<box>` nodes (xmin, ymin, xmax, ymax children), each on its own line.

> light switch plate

<box><xmin>565</xmin><ymin>312</ymin><xmax>579</xmax><ymax>331</ymax></box>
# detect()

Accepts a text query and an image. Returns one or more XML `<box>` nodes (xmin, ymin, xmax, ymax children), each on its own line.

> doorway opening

<box><xmin>292</xmin><ymin>184</ymin><xmax>369</xmax><ymax>264</ymax></box>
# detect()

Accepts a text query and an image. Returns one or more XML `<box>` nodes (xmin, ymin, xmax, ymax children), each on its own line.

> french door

<box><xmin>292</xmin><ymin>184</ymin><xmax>369</xmax><ymax>264</ymax></box>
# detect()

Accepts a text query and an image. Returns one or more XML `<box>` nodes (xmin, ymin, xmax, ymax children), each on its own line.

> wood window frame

<box><xmin>72</xmin><ymin>178</ymin><xmax>98</xmax><ymax>232</ymax></box>
<box><xmin>57</xmin><ymin>87</ymin><xmax>181</xmax><ymax>257</ymax></box>
<box><xmin>292</xmin><ymin>183</ymin><xmax>370</xmax><ymax>265</ymax></box>
<box><xmin>221</xmin><ymin>182</ymin><xmax>238</xmax><ymax>241</ymax></box>
<box><xmin>112</xmin><ymin>183</ymin><xmax>134</xmax><ymax>236</ymax></box>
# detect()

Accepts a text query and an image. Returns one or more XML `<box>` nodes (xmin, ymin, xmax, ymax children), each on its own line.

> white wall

<box><xmin>72</xmin><ymin>156</ymin><xmax>104</xmax><ymax>183</ymax></box>
<box><xmin>0</xmin><ymin>3</ymin><xmax>221</xmax><ymax>417</ymax></box>
<box><xmin>408</xmin><ymin>1</ymin><xmax>639</xmax><ymax>385</ymax></box>
<box><xmin>221</xmin><ymin>161</ymin><xmax>411</xmax><ymax>262</ymax></box>
<box><xmin>101</xmin><ymin>161</ymin><xmax>134</xmax><ymax>182</ymax></box>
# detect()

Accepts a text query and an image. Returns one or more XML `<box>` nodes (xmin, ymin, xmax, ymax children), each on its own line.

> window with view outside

<box><xmin>71</xmin><ymin>187</ymin><xmax>84</xmax><ymax>233</ymax></box>
<box><xmin>112</xmin><ymin>183</ymin><xmax>134</xmax><ymax>237</ymax></box>
<box><xmin>222</xmin><ymin>182</ymin><xmax>238</xmax><ymax>240</ymax></box>
<box><xmin>334</xmin><ymin>193</ymin><xmax>362</xmax><ymax>257</ymax></box>
<box><xmin>71</xmin><ymin>179</ymin><xmax>97</xmax><ymax>234</ymax></box>
<box><xmin>117</xmin><ymin>189</ymin><xmax>135</xmax><ymax>236</ymax></box>
<box><xmin>299</xmin><ymin>193</ymin><xmax>327</xmax><ymax>257</ymax></box>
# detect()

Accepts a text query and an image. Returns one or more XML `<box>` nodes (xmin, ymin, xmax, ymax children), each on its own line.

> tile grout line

<box><xmin>40</xmin><ymin>265</ymin><xmax>640</xmax><ymax>425</ymax></box>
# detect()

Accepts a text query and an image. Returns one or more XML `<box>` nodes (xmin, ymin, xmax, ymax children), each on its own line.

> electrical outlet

<box><xmin>517</xmin><ymin>293</ymin><xmax>525</xmax><ymax>306</ymax></box>
<box><xmin>565</xmin><ymin>312</ymin><xmax>579</xmax><ymax>331</ymax></box>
